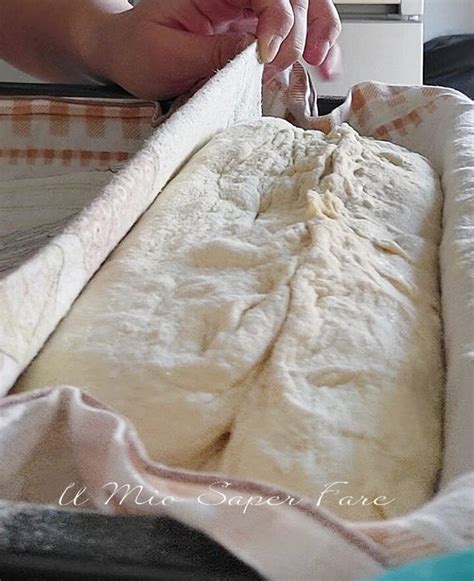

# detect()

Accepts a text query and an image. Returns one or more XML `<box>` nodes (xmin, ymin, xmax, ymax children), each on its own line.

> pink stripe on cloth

<box><xmin>0</xmin><ymin>387</ymin><xmax>386</xmax><ymax>580</ymax></box>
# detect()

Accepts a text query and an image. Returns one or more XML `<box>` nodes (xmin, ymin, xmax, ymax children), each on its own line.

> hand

<box><xmin>150</xmin><ymin>0</ymin><xmax>341</xmax><ymax>66</ymax></box>
<box><xmin>96</xmin><ymin>0</ymin><xmax>341</xmax><ymax>98</ymax></box>
<box><xmin>94</xmin><ymin>2</ymin><xmax>253</xmax><ymax>99</ymax></box>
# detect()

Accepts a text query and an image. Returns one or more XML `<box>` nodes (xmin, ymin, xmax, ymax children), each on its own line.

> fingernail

<box><xmin>260</xmin><ymin>35</ymin><xmax>283</xmax><ymax>64</ymax></box>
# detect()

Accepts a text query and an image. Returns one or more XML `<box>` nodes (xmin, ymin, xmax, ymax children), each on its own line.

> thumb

<box><xmin>184</xmin><ymin>32</ymin><xmax>256</xmax><ymax>78</ymax></box>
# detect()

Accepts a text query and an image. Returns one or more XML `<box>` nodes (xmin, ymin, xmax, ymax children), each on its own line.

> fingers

<box><xmin>304</xmin><ymin>0</ymin><xmax>341</xmax><ymax>66</ymax></box>
<box><xmin>250</xmin><ymin>0</ymin><xmax>295</xmax><ymax>63</ymax></box>
<box><xmin>112</xmin><ymin>0</ymin><xmax>341</xmax><ymax>99</ymax></box>
<box><xmin>317</xmin><ymin>42</ymin><xmax>342</xmax><ymax>81</ymax></box>
<box><xmin>155</xmin><ymin>29</ymin><xmax>256</xmax><ymax>98</ymax></box>
<box><xmin>254</xmin><ymin>0</ymin><xmax>340</xmax><ymax>80</ymax></box>
<box><xmin>226</xmin><ymin>16</ymin><xmax>258</xmax><ymax>35</ymax></box>
<box><xmin>199</xmin><ymin>31</ymin><xmax>256</xmax><ymax>74</ymax></box>
<box><xmin>264</xmin><ymin>0</ymin><xmax>308</xmax><ymax>79</ymax></box>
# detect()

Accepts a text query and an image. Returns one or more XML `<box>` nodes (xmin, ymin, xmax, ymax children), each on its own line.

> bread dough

<box><xmin>14</xmin><ymin>120</ymin><xmax>444</xmax><ymax>521</ymax></box>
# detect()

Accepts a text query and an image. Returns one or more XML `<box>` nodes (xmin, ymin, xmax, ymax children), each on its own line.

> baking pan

<box><xmin>0</xmin><ymin>502</ymin><xmax>263</xmax><ymax>580</ymax></box>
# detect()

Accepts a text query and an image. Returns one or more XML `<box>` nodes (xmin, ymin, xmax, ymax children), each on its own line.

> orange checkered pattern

<box><xmin>0</xmin><ymin>96</ymin><xmax>159</xmax><ymax>173</ymax></box>
<box><xmin>316</xmin><ymin>83</ymin><xmax>446</xmax><ymax>141</ymax></box>
<box><xmin>266</xmin><ymin>71</ymin><xmax>467</xmax><ymax>160</ymax></box>
<box><xmin>0</xmin><ymin>148</ymin><xmax>131</xmax><ymax>166</ymax></box>
<box><xmin>345</xmin><ymin>84</ymin><xmax>445</xmax><ymax>141</ymax></box>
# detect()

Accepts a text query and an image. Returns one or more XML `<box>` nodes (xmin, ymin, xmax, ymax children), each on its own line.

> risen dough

<box><xmin>14</xmin><ymin>120</ymin><xmax>444</xmax><ymax>520</ymax></box>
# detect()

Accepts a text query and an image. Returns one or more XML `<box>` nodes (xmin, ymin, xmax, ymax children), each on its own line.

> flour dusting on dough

<box><xmin>14</xmin><ymin>120</ymin><xmax>444</xmax><ymax>521</ymax></box>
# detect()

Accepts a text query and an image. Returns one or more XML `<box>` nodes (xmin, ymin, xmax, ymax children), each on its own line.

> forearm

<box><xmin>0</xmin><ymin>0</ymin><xmax>130</xmax><ymax>82</ymax></box>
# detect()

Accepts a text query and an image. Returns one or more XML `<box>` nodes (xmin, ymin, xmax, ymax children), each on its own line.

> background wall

<box><xmin>424</xmin><ymin>0</ymin><xmax>474</xmax><ymax>41</ymax></box>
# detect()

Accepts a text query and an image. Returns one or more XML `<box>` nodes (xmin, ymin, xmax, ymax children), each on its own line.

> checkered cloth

<box><xmin>0</xmin><ymin>97</ymin><xmax>159</xmax><ymax>179</ymax></box>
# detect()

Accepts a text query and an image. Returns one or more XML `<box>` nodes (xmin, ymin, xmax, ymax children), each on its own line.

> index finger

<box><xmin>238</xmin><ymin>0</ymin><xmax>295</xmax><ymax>63</ymax></box>
<box><xmin>304</xmin><ymin>0</ymin><xmax>341</xmax><ymax>66</ymax></box>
